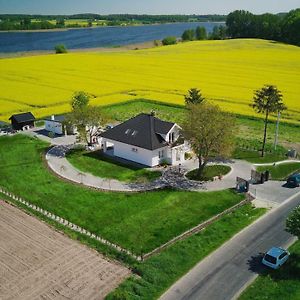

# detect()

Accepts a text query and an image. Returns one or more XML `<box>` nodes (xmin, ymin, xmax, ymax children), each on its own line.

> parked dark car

<box><xmin>287</xmin><ymin>173</ymin><xmax>300</xmax><ymax>187</ymax></box>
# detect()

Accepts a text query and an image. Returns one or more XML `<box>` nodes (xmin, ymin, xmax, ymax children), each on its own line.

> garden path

<box><xmin>46</xmin><ymin>145</ymin><xmax>254</xmax><ymax>192</ymax></box>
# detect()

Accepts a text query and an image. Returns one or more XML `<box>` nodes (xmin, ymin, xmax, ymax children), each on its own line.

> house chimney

<box><xmin>51</xmin><ymin>115</ymin><xmax>55</xmax><ymax>121</ymax></box>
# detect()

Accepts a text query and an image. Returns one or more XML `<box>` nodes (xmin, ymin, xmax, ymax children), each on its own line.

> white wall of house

<box><xmin>45</xmin><ymin>120</ymin><xmax>63</xmax><ymax>135</ymax></box>
<box><xmin>153</xmin><ymin>146</ymin><xmax>169</xmax><ymax>166</ymax></box>
<box><xmin>169</xmin><ymin>145</ymin><xmax>185</xmax><ymax>165</ymax></box>
<box><xmin>101</xmin><ymin>125</ymin><xmax>186</xmax><ymax>167</ymax></box>
<box><xmin>102</xmin><ymin>138</ymin><xmax>158</xmax><ymax>167</ymax></box>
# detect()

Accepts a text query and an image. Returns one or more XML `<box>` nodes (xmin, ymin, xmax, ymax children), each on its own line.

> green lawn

<box><xmin>108</xmin><ymin>204</ymin><xmax>266</xmax><ymax>299</ymax></box>
<box><xmin>233</xmin><ymin>148</ymin><xmax>286</xmax><ymax>164</ymax></box>
<box><xmin>0</xmin><ymin>134</ymin><xmax>245</xmax><ymax>254</ymax></box>
<box><xmin>67</xmin><ymin>148</ymin><xmax>161</xmax><ymax>183</ymax></box>
<box><xmin>239</xmin><ymin>240</ymin><xmax>300</xmax><ymax>300</ymax></box>
<box><xmin>257</xmin><ymin>162</ymin><xmax>300</xmax><ymax>180</ymax></box>
<box><xmin>186</xmin><ymin>165</ymin><xmax>231</xmax><ymax>181</ymax></box>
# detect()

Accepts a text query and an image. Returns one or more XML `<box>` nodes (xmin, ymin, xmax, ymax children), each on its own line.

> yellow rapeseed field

<box><xmin>0</xmin><ymin>39</ymin><xmax>299</xmax><ymax>122</ymax></box>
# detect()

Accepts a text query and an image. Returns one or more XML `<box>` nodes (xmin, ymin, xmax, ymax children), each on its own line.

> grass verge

<box><xmin>66</xmin><ymin>148</ymin><xmax>161</xmax><ymax>183</ymax></box>
<box><xmin>239</xmin><ymin>240</ymin><xmax>300</xmax><ymax>300</ymax></box>
<box><xmin>107</xmin><ymin>204</ymin><xmax>266</xmax><ymax>299</ymax></box>
<box><xmin>257</xmin><ymin>162</ymin><xmax>300</xmax><ymax>180</ymax></box>
<box><xmin>186</xmin><ymin>165</ymin><xmax>231</xmax><ymax>181</ymax></box>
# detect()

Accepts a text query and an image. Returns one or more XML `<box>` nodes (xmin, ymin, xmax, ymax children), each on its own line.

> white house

<box><xmin>45</xmin><ymin>115</ymin><xmax>65</xmax><ymax>135</ymax></box>
<box><xmin>100</xmin><ymin>113</ymin><xmax>188</xmax><ymax>167</ymax></box>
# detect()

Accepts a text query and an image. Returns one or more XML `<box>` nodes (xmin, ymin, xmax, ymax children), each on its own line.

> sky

<box><xmin>0</xmin><ymin>0</ymin><xmax>299</xmax><ymax>15</ymax></box>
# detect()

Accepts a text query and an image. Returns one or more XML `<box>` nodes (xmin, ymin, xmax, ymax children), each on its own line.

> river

<box><xmin>0</xmin><ymin>22</ymin><xmax>224</xmax><ymax>53</ymax></box>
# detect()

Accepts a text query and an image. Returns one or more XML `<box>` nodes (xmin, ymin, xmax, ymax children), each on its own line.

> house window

<box><xmin>159</xmin><ymin>150</ymin><xmax>164</xmax><ymax>158</ymax></box>
<box><xmin>169</xmin><ymin>132</ymin><xmax>175</xmax><ymax>143</ymax></box>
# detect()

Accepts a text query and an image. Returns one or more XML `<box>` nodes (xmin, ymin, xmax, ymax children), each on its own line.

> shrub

<box><xmin>185</xmin><ymin>152</ymin><xmax>193</xmax><ymax>160</ymax></box>
<box><xmin>162</xmin><ymin>36</ymin><xmax>177</xmax><ymax>46</ymax></box>
<box><xmin>55</xmin><ymin>44</ymin><xmax>68</xmax><ymax>54</ymax></box>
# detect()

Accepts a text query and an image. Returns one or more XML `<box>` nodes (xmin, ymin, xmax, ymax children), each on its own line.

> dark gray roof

<box><xmin>45</xmin><ymin>115</ymin><xmax>65</xmax><ymax>123</ymax></box>
<box><xmin>100</xmin><ymin>113</ymin><xmax>175</xmax><ymax>150</ymax></box>
<box><xmin>9</xmin><ymin>112</ymin><xmax>35</xmax><ymax>123</ymax></box>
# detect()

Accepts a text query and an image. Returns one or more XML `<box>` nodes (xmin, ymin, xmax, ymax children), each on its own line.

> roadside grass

<box><xmin>239</xmin><ymin>240</ymin><xmax>300</xmax><ymax>300</ymax></box>
<box><xmin>186</xmin><ymin>165</ymin><xmax>231</xmax><ymax>181</ymax></box>
<box><xmin>107</xmin><ymin>204</ymin><xmax>266</xmax><ymax>300</ymax></box>
<box><xmin>257</xmin><ymin>162</ymin><xmax>300</xmax><ymax>180</ymax></box>
<box><xmin>0</xmin><ymin>134</ymin><xmax>245</xmax><ymax>254</ymax></box>
<box><xmin>66</xmin><ymin>148</ymin><xmax>161</xmax><ymax>183</ymax></box>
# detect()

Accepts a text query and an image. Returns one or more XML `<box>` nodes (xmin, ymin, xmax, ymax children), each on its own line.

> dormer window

<box><xmin>125</xmin><ymin>129</ymin><xmax>131</xmax><ymax>135</ymax></box>
<box><xmin>169</xmin><ymin>132</ymin><xmax>175</xmax><ymax>143</ymax></box>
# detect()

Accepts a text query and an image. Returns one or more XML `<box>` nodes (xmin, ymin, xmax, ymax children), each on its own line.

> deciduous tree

<box><xmin>182</xmin><ymin>29</ymin><xmax>195</xmax><ymax>41</ymax></box>
<box><xmin>71</xmin><ymin>91</ymin><xmax>90</xmax><ymax>110</ymax></box>
<box><xmin>67</xmin><ymin>91</ymin><xmax>107</xmax><ymax>144</ymax></box>
<box><xmin>183</xmin><ymin>103</ymin><xmax>235</xmax><ymax>178</ymax></box>
<box><xmin>286</xmin><ymin>206</ymin><xmax>300</xmax><ymax>238</ymax></box>
<box><xmin>196</xmin><ymin>26</ymin><xmax>207</xmax><ymax>40</ymax></box>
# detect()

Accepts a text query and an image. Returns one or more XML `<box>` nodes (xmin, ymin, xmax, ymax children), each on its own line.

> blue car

<box><xmin>287</xmin><ymin>173</ymin><xmax>300</xmax><ymax>187</ymax></box>
<box><xmin>262</xmin><ymin>247</ymin><xmax>290</xmax><ymax>269</ymax></box>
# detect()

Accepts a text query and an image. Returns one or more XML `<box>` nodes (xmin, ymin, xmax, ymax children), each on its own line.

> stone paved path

<box><xmin>46</xmin><ymin>145</ymin><xmax>254</xmax><ymax>192</ymax></box>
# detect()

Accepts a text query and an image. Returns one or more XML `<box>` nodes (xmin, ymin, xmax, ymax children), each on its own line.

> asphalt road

<box><xmin>160</xmin><ymin>192</ymin><xmax>300</xmax><ymax>300</ymax></box>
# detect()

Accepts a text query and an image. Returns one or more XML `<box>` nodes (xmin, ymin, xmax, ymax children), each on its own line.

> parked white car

<box><xmin>262</xmin><ymin>247</ymin><xmax>290</xmax><ymax>269</ymax></box>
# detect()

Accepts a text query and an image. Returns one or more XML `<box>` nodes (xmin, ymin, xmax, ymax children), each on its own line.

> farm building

<box><xmin>44</xmin><ymin>115</ymin><xmax>65</xmax><ymax>135</ymax></box>
<box><xmin>100</xmin><ymin>113</ymin><xmax>187</xmax><ymax>167</ymax></box>
<box><xmin>9</xmin><ymin>112</ymin><xmax>35</xmax><ymax>130</ymax></box>
<box><xmin>44</xmin><ymin>115</ymin><xmax>76</xmax><ymax>135</ymax></box>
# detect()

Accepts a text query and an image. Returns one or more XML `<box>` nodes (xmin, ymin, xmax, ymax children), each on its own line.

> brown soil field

<box><xmin>0</xmin><ymin>199</ymin><xmax>130</xmax><ymax>300</ymax></box>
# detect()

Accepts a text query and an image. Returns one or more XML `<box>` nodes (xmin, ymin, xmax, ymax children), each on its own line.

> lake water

<box><xmin>0</xmin><ymin>22</ymin><xmax>223</xmax><ymax>53</ymax></box>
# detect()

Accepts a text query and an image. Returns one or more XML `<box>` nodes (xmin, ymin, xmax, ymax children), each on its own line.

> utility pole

<box><xmin>274</xmin><ymin>111</ymin><xmax>281</xmax><ymax>150</ymax></box>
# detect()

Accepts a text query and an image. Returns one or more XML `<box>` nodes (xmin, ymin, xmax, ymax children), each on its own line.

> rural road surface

<box><xmin>160</xmin><ymin>192</ymin><xmax>300</xmax><ymax>300</ymax></box>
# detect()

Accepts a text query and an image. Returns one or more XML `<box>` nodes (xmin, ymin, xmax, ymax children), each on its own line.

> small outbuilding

<box><xmin>9</xmin><ymin>112</ymin><xmax>35</xmax><ymax>130</ymax></box>
<box><xmin>45</xmin><ymin>115</ymin><xmax>65</xmax><ymax>135</ymax></box>
<box><xmin>44</xmin><ymin>115</ymin><xmax>76</xmax><ymax>136</ymax></box>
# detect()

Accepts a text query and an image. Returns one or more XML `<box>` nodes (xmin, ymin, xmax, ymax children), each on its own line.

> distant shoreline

<box><xmin>0</xmin><ymin>21</ymin><xmax>225</xmax><ymax>33</ymax></box>
<box><xmin>0</xmin><ymin>40</ymin><xmax>159</xmax><ymax>58</ymax></box>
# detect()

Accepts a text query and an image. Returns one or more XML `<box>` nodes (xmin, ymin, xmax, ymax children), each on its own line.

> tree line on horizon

<box><xmin>0</xmin><ymin>13</ymin><xmax>226</xmax><ymax>31</ymax></box>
